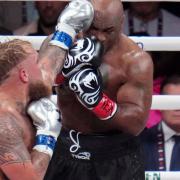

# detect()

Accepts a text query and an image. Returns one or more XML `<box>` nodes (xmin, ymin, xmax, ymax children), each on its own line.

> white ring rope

<box><xmin>8</xmin><ymin>0</ymin><xmax>180</xmax><ymax>1</ymax></box>
<box><xmin>151</xmin><ymin>95</ymin><xmax>180</xmax><ymax>110</ymax></box>
<box><xmin>0</xmin><ymin>36</ymin><xmax>44</xmax><ymax>51</ymax></box>
<box><xmin>50</xmin><ymin>95</ymin><xmax>180</xmax><ymax>110</ymax></box>
<box><xmin>122</xmin><ymin>0</ymin><xmax>180</xmax><ymax>1</ymax></box>
<box><xmin>16</xmin><ymin>0</ymin><xmax>180</xmax><ymax>1</ymax></box>
<box><xmin>1</xmin><ymin>36</ymin><xmax>180</xmax><ymax>51</ymax></box>
<box><xmin>0</xmin><ymin>35</ymin><xmax>180</xmax><ymax>110</ymax></box>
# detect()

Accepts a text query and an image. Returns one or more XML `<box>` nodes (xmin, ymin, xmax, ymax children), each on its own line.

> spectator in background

<box><xmin>0</xmin><ymin>1</ymin><xmax>25</xmax><ymax>32</ymax></box>
<box><xmin>140</xmin><ymin>74</ymin><xmax>180</xmax><ymax>171</ymax></box>
<box><xmin>14</xmin><ymin>1</ymin><xmax>68</xmax><ymax>36</ymax></box>
<box><xmin>123</xmin><ymin>2</ymin><xmax>180</xmax><ymax>128</ymax></box>
<box><xmin>0</xmin><ymin>26</ymin><xmax>12</xmax><ymax>35</ymax></box>
<box><xmin>146</xmin><ymin>76</ymin><xmax>164</xmax><ymax>128</ymax></box>
<box><xmin>123</xmin><ymin>2</ymin><xmax>180</xmax><ymax>36</ymax></box>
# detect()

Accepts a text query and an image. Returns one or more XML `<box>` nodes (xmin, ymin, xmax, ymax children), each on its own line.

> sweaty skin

<box><xmin>56</xmin><ymin>0</ymin><xmax>153</xmax><ymax>135</ymax></box>
<box><xmin>0</xmin><ymin>106</ymin><xmax>39</xmax><ymax>180</ymax></box>
<box><xmin>0</xmin><ymin>37</ymin><xmax>66</xmax><ymax>180</ymax></box>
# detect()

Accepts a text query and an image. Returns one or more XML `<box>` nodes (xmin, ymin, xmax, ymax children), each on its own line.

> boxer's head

<box><xmin>86</xmin><ymin>0</ymin><xmax>124</xmax><ymax>52</ymax></box>
<box><xmin>0</xmin><ymin>39</ymin><xmax>51</xmax><ymax>102</ymax></box>
<box><xmin>17</xmin><ymin>41</ymin><xmax>51</xmax><ymax>102</ymax></box>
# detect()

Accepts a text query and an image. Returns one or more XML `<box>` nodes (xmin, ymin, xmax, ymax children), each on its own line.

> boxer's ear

<box><xmin>19</xmin><ymin>68</ymin><xmax>29</xmax><ymax>83</ymax></box>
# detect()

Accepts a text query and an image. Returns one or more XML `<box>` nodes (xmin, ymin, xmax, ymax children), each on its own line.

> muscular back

<box><xmin>57</xmin><ymin>34</ymin><xmax>153</xmax><ymax>135</ymax></box>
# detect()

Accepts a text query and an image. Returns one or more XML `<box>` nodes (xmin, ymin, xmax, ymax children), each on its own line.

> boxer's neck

<box><xmin>0</xmin><ymin>81</ymin><xmax>28</xmax><ymax>114</ymax></box>
<box><xmin>0</xmin><ymin>92</ymin><xmax>26</xmax><ymax>114</ymax></box>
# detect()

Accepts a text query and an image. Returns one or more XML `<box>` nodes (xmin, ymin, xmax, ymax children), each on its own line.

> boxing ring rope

<box><xmin>122</xmin><ymin>0</ymin><xmax>180</xmax><ymax>1</ymax></box>
<box><xmin>1</xmin><ymin>35</ymin><xmax>180</xmax><ymax>109</ymax></box>
<box><xmin>1</xmin><ymin>35</ymin><xmax>180</xmax><ymax>179</ymax></box>
<box><xmin>55</xmin><ymin>0</ymin><xmax>180</xmax><ymax>2</ymax></box>
<box><xmin>151</xmin><ymin>95</ymin><xmax>180</xmax><ymax>110</ymax></box>
<box><xmin>50</xmin><ymin>95</ymin><xmax>180</xmax><ymax>110</ymax></box>
<box><xmin>8</xmin><ymin>0</ymin><xmax>180</xmax><ymax>1</ymax></box>
<box><xmin>1</xmin><ymin>36</ymin><xmax>180</xmax><ymax>51</ymax></box>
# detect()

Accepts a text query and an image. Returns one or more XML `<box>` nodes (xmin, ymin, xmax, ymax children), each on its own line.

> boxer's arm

<box><xmin>37</xmin><ymin>0</ymin><xmax>94</xmax><ymax>88</ymax></box>
<box><xmin>110</xmin><ymin>51</ymin><xmax>153</xmax><ymax>135</ymax></box>
<box><xmin>55</xmin><ymin>36</ymin><xmax>103</xmax><ymax>86</ymax></box>
<box><xmin>0</xmin><ymin>113</ymin><xmax>49</xmax><ymax>180</ymax></box>
<box><xmin>30</xmin><ymin>150</ymin><xmax>50</xmax><ymax>179</ymax></box>
<box><xmin>27</xmin><ymin>97</ymin><xmax>61</xmax><ymax>179</ymax></box>
<box><xmin>38</xmin><ymin>35</ymin><xmax>66</xmax><ymax>88</ymax></box>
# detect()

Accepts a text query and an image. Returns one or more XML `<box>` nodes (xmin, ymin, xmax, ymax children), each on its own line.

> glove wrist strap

<box><xmin>36</xmin><ymin>129</ymin><xmax>59</xmax><ymax>139</ymax></box>
<box><xmin>50</xmin><ymin>23</ymin><xmax>76</xmax><ymax>50</ymax></box>
<box><xmin>92</xmin><ymin>93</ymin><xmax>117</xmax><ymax>120</ymax></box>
<box><xmin>33</xmin><ymin>131</ymin><xmax>57</xmax><ymax>158</ymax></box>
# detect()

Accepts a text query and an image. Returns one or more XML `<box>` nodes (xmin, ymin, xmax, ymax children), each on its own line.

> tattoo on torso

<box><xmin>0</xmin><ymin>114</ymin><xmax>30</xmax><ymax>166</ymax></box>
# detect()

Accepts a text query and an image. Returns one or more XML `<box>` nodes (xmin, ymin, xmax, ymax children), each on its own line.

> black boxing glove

<box><xmin>68</xmin><ymin>66</ymin><xmax>117</xmax><ymax>120</ymax></box>
<box><xmin>55</xmin><ymin>37</ymin><xmax>103</xmax><ymax>85</ymax></box>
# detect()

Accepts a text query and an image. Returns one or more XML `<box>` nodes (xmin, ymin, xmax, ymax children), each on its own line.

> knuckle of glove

<box><xmin>27</xmin><ymin>101</ymin><xmax>46</xmax><ymax>128</ymax></box>
<box><xmin>63</xmin><ymin>37</ymin><xmax>103</xmax><ymax>78</ymax></box>
<box><xmin>69</xmin><ymin>67</ymin><xmax>102</xmax><ymax>108</ymax></box>
<box><xmin>58</xmin><ymin>0</ymin><xmax>94</xmax><ymax>32</ymax></box>
<box><xmin>27</xmin><ymin>98</ymin><xmax>60</xmax><ymax>131</ymax></box>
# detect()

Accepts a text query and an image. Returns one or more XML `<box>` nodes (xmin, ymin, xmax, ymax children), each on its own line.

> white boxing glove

<box><xmin>50</xmin><ymin>0</ymin><xmax>94</xmax><ymax>49</ymax></box>
<box><xmin>27</xmin><ymin>98</ymin><xmax>62</xmax><ymax>158</ymax></box>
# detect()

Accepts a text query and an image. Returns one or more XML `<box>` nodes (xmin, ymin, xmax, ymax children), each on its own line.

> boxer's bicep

<box><xmin>118</xmin><ymin>52</ymin><xmax>153</xmax><ymax>108</ymax></box>
<box><xmin>116</xmin><ymin>78</ymin><xmax>151</xmax><ymax>114</ymax></box>
<box><xmin>0</xmin><ymin>114</ymin><xmax>37</xmax><ymax>180</ymax></box>
<box><xmin>112</xmin><ymin>52</ymin><xmax>153</xmax><ymax>135</ymax></box>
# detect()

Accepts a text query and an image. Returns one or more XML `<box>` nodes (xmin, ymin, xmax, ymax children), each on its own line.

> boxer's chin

<box><xmin>28</xmin><ymin>81</ymin><xmax>51</xmax><ymax>102</ymax></box>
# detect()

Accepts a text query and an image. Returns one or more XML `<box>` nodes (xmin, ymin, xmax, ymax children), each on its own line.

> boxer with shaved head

<box><xmin>45</xmin><ymin>0</ymin><xmax>153</xmax><ymax>179</ymax></box>
<box><xmin>0</xmin><ymin>0</ymin><xmax>94</xmax><ymax>179</ymax></box>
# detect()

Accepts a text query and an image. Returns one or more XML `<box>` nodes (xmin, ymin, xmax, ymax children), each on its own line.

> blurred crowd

<box><xmin>0</xmin><ymin>1</ymin><xmax>180</xmax><ymax>172</ymax></box>
<box><xmin>0</xmin><ymin>2</ymin><xmax>180</xmax><ymax>36</ymax></box>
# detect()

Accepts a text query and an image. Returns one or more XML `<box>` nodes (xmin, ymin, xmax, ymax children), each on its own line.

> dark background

<box><xmin>123</xmin><ymin>2</ymin><xmax>180</xmax><ymax>17</ymax></box>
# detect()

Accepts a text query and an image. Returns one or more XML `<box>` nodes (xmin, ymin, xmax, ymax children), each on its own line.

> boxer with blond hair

<box><xmin>0</xmin><ymin>0</ymin><xmax>94</xmax><ymax>179</ymax></box>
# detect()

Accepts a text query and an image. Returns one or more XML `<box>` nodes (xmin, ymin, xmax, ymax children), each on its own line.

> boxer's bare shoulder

<box><xmin>121</xmin><ymin>34</ymin><xmax>153</xmax><ymax>88</ymax></box>
<box><xmin>120</xmin><ymin>34</ymin><xmax>152</xmax><ymax>62</ymax></box>
<box><xmin>102</xmin><ymin>34</ymin><xmax>153</xmax><ymax>89</ymax></box>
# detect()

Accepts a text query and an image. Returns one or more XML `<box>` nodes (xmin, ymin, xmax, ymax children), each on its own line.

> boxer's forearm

<box><xmin>38</xmin><ymin>46</ymin><xmax>66</xmax><ymax>87</ymax></box>
<box><xmin>31</xmin><ymin>150</ymin><xmax>50</xmax><ymax>179</ymax></box>
<box><xmin>37</xmin><ymin>0</ymin><xmax>94</xmax><ymax>87</ymax></box>
<box><xmin>110</xmin><ymin>104</ymin><xmax>149</xmax><ymax>135</ymax></box>
<box><xmin>38</xmin><ymin>35</ymin><xmax>66</xmax><ymax>87</ymax></box>
<box><xmin>27</xmin><ymin>98</ymin><xmax>61</xmax><ymax>179</ymax></box>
